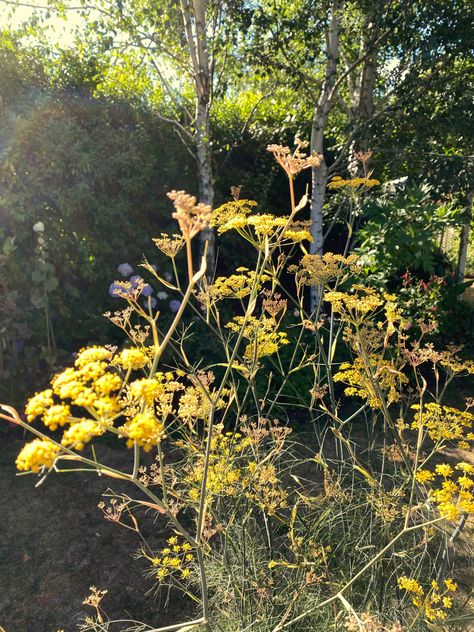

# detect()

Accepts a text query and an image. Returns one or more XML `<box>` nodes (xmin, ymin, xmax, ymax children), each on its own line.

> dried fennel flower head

<box><xmin>153</xmin><ymin>233</ymin><xmax>186</xmax><ymax>258</ymax></box>
<box><xmin>267</xmin><ymin>138</ymin><xmax>322</xmax><ymax>176</ymax></box>
<box><xmin>230</xmin><ymin>184</ymin><xmax>242</xmax><ymax>200</ymax></box>
<box><xmin>355</xmin><ymin>148</ymin><xmax>373</xmax><ymax>165</ymax></box>
<box><xmin>167</xmin><ymin>190</ymin><xmax>212</xmax><ymax>239</ymax></box>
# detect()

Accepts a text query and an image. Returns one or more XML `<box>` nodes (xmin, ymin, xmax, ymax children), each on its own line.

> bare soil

<box><xmin>0</xmin><ymin>430</ymin><xmax>193</xmax><ymax>632</ymax></box>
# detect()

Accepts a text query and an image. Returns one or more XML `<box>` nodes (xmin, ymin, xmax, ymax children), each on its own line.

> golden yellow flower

<box><xmin>114</xmin><ymin>348</ymin><xmax>150</xmax><ymax>371</ymax></box>
<box><xmin>415</xmin><ymin>469</ymin><xmax>435</xmax><ymax>484</ymax></box>
<box><xmin>328</xmin><ymin>176</ymin><xmax>380</xmax><ymax>190</ymax></box>
<box><xmin>42</xmin><ymin>404</ymin><xmax>71</xmax><ymax>430</ymax></box>
<box><xmin>435</xmin><ymin>464</ymin><xmax>454</xmax><ymax>477</ymax></box>
<box><xmin>75</xmin><ymin>346</ymin><xmax>112</xmax><ymax>368</ymax></box>
<box><xmin>94</xmin><ymin>373</ymin><xmax>122</xmax><ymax>395</ymax></box>
<box><xmin>208</xmin><ymin>268</ymin><xmax>270</xmax><ymax>300</ymax></box>
<box><xmin>121</xmin><ymin>411</ymin><xmax>164</xmax><ymax>450</ymax></box>
<box><xmin>16</xmin><ymin>439</ymin><xmax>60</xmax><ymax>473</ymax></box>
<box><xmin>128</xmin><ymin>378</ymin><xmax>165</xmax><ymax>405</ymax></box>
<box><xmin>62</xmin><ymin>419</ymin><xmax>103</xmax><ymax>450</ymax></box>
<box><xmin>25</xmin><ymin>389</ymin><xmax>54</xmax><ymax>422</ymax></box>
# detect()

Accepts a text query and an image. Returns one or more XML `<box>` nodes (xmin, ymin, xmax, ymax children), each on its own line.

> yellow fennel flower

<box><xmin>42</xmin><ymin>404</ymin><xmax>71</xmax><ymax>431</ymax></box>
<box><xmin>114</xmin><ymin>348</ymin><xmax>150</xmax><ymax>371</ymax></box>
<box><xmin>16</xmin><ymin>439</ymin><xmax>60</xmax><ymax>473</ymax></box>
<box><xmin>435</xmin><ymin>464</ymin><xmax>454</xmax><ymax>477</ymax></box>
<box><xmin>128</xmin><ymin>378</ymin><xmax>165</xmax><ymax>405</ymax></box>
<box><xmin>121</xmin><ymin>412</ymin><xmax>165</xmax><ymax>450</ymax></box>
<box><xmin>75</xmin><ymin>346</ymin><xmax>112</xmax><ymax>368</ymax></box>
<box><xmin>25</xmin><ymin>389</ymin><xmax>54</xmax><ymax>422</ymax></box>
<box><xmin>61</xmin><ymin>419</ymin><xmax>104</xmax><ymax>450</ymax></box>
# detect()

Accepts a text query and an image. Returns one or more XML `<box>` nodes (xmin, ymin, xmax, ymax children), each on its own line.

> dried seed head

<box><xmin>267</xmin><ymin>139</ymin><xmax>322</xmax><ymax>176</ymax></box>
<box><xmin>167</xmin><ymin>190</ymin><xmax>212</xmax><ymax>239</ymax></box>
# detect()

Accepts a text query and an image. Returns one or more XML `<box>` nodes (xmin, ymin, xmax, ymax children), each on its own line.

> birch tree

<box><xmin>4</xmin><ymin>0</ymin><xmax>236</xmax><ymax>275</ymax></box>
<box><xmin>237</xmin><ymin>0</ymin><xmax>472</xmax><ymax>307</ymax></box>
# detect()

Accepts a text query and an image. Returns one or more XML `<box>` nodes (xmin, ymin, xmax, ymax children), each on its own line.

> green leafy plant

<box><xmin>355</xmin><ymin>183</ymin><xmax>461</xmax><ymax>280</ymax></box>
<box><xmin>2</xmin><ymin>145</ymin><xmax>473</xmax><ymax>632</ymax></box>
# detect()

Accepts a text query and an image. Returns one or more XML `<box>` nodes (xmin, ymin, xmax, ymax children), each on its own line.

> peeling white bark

<box><xmin>309</xmin><ymin>0</ymin><xmax>341</xmax><ymax>310</ymax></box>
<box><xmin>457</xmin><ymin>193</ymin><xmax>473</xmax><ymax>281</ymax></box>
<box><xmin>180</xmin><ymin>0</ymin><xmax>216</xmax><ymax>277</ymax></box>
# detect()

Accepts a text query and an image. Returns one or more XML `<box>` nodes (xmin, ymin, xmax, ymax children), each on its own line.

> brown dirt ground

<box><xmin>0</xmin><ymin>430</ymin><xmax>195</xmax><ymax>632</ymax></box>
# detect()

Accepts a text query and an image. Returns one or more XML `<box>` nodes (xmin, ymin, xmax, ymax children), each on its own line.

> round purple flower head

<box><xmin>169</xmin><ymin>299</ymin><xmax>181</xmax><ymax>314</ymax></box>
<box><xmin>117</xmin><ymin>263</ymin><xmax>134</xmax><ymax>277</ymax></box>
<box><xmin>130</xmin><ymin>275</ymin><xmax>142</xmax><ymax>288</ymax></box>
<box><xmin>141</xmin><ymin>284</ymin><xmax>154</xmax><ymax>297</ymax></box>
<box><xmin>108</xmin><ymin>282</ymin><xmax>123</xmax><ymax>298</ymax></box>
<box><xmin>143</xmin><ymin>296</ymin><xmax>158</xmax><ymax>310</ymax></box>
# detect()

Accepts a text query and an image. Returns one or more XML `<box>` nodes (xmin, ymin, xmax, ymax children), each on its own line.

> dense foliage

<box><xmin>3</xmin><ymin>148</ymin><xmax>474</xmax><ymax>630</ymax></box>
<box><xmin>0</xmin><ymin>5</ymin><xmax>473</xmax><ymax>626</ymax></box>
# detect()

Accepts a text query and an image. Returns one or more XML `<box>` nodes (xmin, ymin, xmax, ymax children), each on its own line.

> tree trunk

<box><xmin>457</xmin><ymin>192</ymin><xmax>473</xmax><ymax>281</ymax></box>
<box><xmin>309</xmin><ymin>0</ymin><xmax>341</xmax><ymax>311</ymax></box>
<box><xmin>180</xmin><ymin>0</ymin><xmax>216</xmax><ymax>279</ymax></box>
<box><xmin>195</xmin><ymin>97</ymin><xmax>215</xmax><ymax>278</ymax></box>
<box><xmin>348</xmin><ymin>14</ymin><xmax>377</xmax><ymax>176</ymax></box>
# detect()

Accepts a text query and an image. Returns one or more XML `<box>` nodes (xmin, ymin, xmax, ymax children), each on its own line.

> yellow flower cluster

<box><xmin>290</xmin><ymin>253</ymin><xmax>359</xmax><ymax>286</ymax></box>
<box><xmin>416</xmin><ymin>462</ymin><xmax>474</xmax><ymax>521</ymax></box>
<box><xmin>439</xmin><ymin>345</ymin><xmax>474</xmax><ymax>376</ymax></box>
<box><xmin>328</xmin><ymin>175</ymin><xmax>380</xmax><ymax>190</ymax></box>
<box><xmin>243</xmin><ymin>461</ymin><xmax>288</xmax><ymax>515</ymax></box>
<box><xmin>411</xmin><ymin>403</ymin><xmax>474</xmax><ymax>446</ymax></box>
<box><xmin>95</xmin><ymin>373</ymin><xmax>122</xmax><ymax>395</ymax></box>
<box><xmin>25</xmin><ymin>389</ymin><xmax>54</xmax><ymax>422</ymax></box>
<box><xmin>153</xmin><ymin>233</ymin><xmax>185</xmax><ymax>258</ymax></box>
<box><xmin>208</xmin><ymin>267</ymin><xmax>271</xmax><ymax>300</ymax></box>
<box><xmin>248</xmin><ymin>213</ymin><xmax>288</xmax><ymax>236</ymax></box>
<box><xmin>128</xmin><ymin>378</ymin><xmax>164</xmax><ymax>405</ymax></box>
<box><xmin>113</xmin><ymin>347</ymin><xmax>150</xmax><ymax>371</ymax></box>
<box><xmin>325</xmin><ymin>285</ymin><xmax>385</xmax><ymax>322</ymax></box>
<box><xmin>398</xmin><ymin>576</ymin><xmax>456</xmax><ymax>622</ymax></box>
<box><xmin>120</xmin><ymin>412</ymin><xmax>165</xmax><ymax>451</ymax></box>
<box><xmin>148</xmin><ymin>535</ymin><xmax>194</xmax><ymax>582</ymax></box>
<box><xmin>211</xmin><ymin>198</ymin><xmax>311</xmax><ymax>243</ymax></box>
<box><xmin>185</xmin><ymin>429</ymin><xmax>288</xmax><ymax>515</ymax></box>
<box><xmin>50</xmin><ymin>354</ymin><xmax>121</xmax><ymax>418</ymax></box>
<box><xmin>334</xmin><ymin>357</ymin><xmax>408</xmax><ymax>408</ymax></box>
<box><xmin>226</xmin><ymin>316</ymin><xmax>289</xmax><ymax>361</ymax></box>
<box><xmin>62</xmin><ymin>419</ymin><xmax>104</xmax><ymax>450</ymax></box>
<box><xmin>186</xmin><ymin>431</ymin><xmax>246</xmax><ymax>501</ymax></box>
<box><xmin>50</xmin><ymin>346</ymin><xmax>119</xmax><ymax>410</ymax></box>
<box><xmin>282</xmin><ymin>228</ymin><xmax>313</xmax><ymax>242</ymax></box>
<box><xmin>75</xmin><ymin>346</ymin><xmax>113</xmax><ymax>367</ymax></box>
<box><xmin>211</xmin><ymin>199</ymin><xmax>257</xmax><ymax>234</ymax></box>
<box><xmin>42</xmin><ymin>404</ymin><xmax>71</xmax><ymax>430</ymax></box>
<box><xmin>19</xmin><ymin>346</ymin><xmax>186</xmax><ymax>470</ymax></box>
<box><xmin>126</xmin><ymin>372</ymin><xmax>182</xmax><ymax>412</ymax></box>
<box><xmin>20</xmin><ymin>346</ymin><xmax>126</xmax><ymax>466</ymax></box>
<box><xmin>16</xmin><ymin>439</ymin><xmax>61</xmax><ymax>472</ymax></box>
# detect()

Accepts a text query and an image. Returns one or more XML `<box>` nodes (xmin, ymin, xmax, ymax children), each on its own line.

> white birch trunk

<box><xmin>195</xmin><ymin>97</ymin><xmax>215</xmax><ymax>277</ymax></box>
<box><xmin>309</xmin><ymin>0</ymin><xmax>341</xmax><ymax>310</ymax></box>
<box><xmin>180</xmin><ymin>0</ymin><xmax>216</xmax><ymax>277</ymax></box>
<box><xmin>457</xmin><ymin>193</ymin><xmax>473</xmax><ymax>281</ymax></box>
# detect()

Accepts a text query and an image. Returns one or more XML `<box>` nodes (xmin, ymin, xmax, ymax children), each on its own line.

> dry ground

<box><xmin>0</xmin><ymin>431</ymin><xmax>194</xmax><ymax>632</ymax></box>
